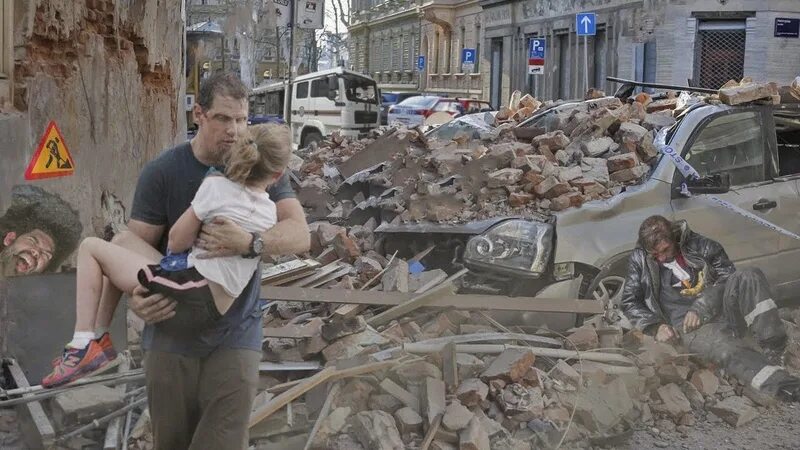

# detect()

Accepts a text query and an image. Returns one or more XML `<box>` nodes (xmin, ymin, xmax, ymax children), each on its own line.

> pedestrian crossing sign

<box><xmin>25</xmin><ymin>121</ymin><xmax>75</xmax><ymax>180</ymax></box>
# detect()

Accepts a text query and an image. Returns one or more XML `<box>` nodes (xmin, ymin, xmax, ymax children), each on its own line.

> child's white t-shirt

<box><xmin>187</xmin><ymin>175</ymin><xmax>277</xmax><ymax>297</ymax></box>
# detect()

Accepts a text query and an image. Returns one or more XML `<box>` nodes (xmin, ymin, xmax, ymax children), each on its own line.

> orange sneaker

<box><xmin>42</xmin><ymin>340</ymin><xmax>111</xmax><ymax>388</ymax></box>
<box><xmin>95</xmin><ymin>332</ymin><xmax>118</xmax><ymax>361</ymax></box>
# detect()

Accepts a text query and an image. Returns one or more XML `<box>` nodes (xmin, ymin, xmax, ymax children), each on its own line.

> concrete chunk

<box><xmin>719</xmin><ymin>83</ymin><xmax>774</xmax><ymax>105</ymax></box>
<box><xmin>690</xmin><ymin>369</ymin><xmax>719</xmax><ymax>396</ymax></box>
<box><xmin>321</xmin><ymin>315</ymin><xmax>367</xmax><ymax>341</ymax></box>
<box><xmin>442</xmin><ymin>401</ymin><xmax>473</xmax><ymax>431</ymax></box>
<box><xmin>379</xmin><ymin>378</ymin><xmax>420</xmax><ymax>412</ymax></box>
<box><xmin>394</xmin><ymin>406</ymin><xmax>423</xmax><ymax>435</ymax></box>
<box><xmin>533</xmin><ymin>130</ymin><xmax>570</xmax><ymax>151</ymax></box>
<box><xmin>710</xmin><ymin>396</ymin><xmax>758</xmax><ymax>427</ymax></box>
<box><xmin>423</xmin><ymin>377</ymin><xmax>447</xmax><ymax>425</ymax></box>
<box><xmin>481</xmin><ymin>348</ymin><xmax>535</xmax><ymax>383</ymax></box>
<box><xmin>52</xmin><ymin>385</ymin><xmax>125</xmax><ymax>429</ymax></box>
<box><xmin>381</xmin><ymin>259</ymin><xmax>409</xmax><ymax>293</ymax></box>
<box><xmin>394</xmin><ymin>360</ymin><xmax>442</xmax><ymax>385</ymax></box>
<box><xmin>456</xmin><ymin>353</ymin><xmax>486</xmax><ymax>380</ymax></box>
<box><xmin>565</xmin><ymin>327</ymin><xmax>599</xmax><ymax>351</ymax></box>
<box><xmin>459</xmin><ymin>416</ymin><xmax>490</xmax><ymax>450</ymax></box>
<box><xmin>349</xmin><ymin>410</ymin><xmax>404</xmax><ymax>450</ymax></box>
<box><xmin>487</xmin><ymin>168</ymin><xmax>524</xmax><ymax>188</ymax></box>
<box><xmin>656</xmin><ymin>383</ymin><xmax>693</xmax><ymax>420</ymax></box>
<box><xmin>580</xmin><ymin>136</ymin><xmax>616</xmax><ymax>157</ymax></box>
<box><xmin>550</xmin><ymin>359</ymin><xmax>581</xmax><ymax>386</ymax></box>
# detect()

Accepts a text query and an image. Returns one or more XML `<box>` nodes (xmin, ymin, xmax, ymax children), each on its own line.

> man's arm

<box><xmin>127</xmin><ymin>219</ymin><xmax>165</xmax><ymax>249</ymax></box>
<box><xmin>196</xmin><ymin>197</ymin><xmax>311</xmax><ymax>258</ymax></box>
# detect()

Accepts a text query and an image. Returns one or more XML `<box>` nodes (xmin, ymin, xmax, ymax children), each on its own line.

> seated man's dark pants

<box><xmin>681</xmin><ymin>268</ymin><xmax>792</xmax><ymax>395</ymax></box>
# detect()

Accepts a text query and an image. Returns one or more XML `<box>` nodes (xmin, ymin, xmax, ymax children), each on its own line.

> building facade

<box><xmin>419</xmin><ymin>0</ymin><xmax>484</xmax><ymax>98</ymax></box>
<box><xmin>348</xmin><ymin>0</ymin><xmax>423</xmax><ymax>93</ymax></box>
<box><xmin>479</xmin><ymin>0</ymin><xmax>800</xmax><ymax>108</ymax></box>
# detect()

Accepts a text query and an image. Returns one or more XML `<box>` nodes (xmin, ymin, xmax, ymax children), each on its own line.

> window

<box><xmin>296</xmin><ymin>81</ymin><xmax>309</xmax><ymax>99</ymax></box>
<box><xmin>774</xmin><ymin>110</ymin><xmax>800</xmax><ymax>176</ymax></box>
<box><xmin>433</xmin><ymin>101</ymin><xmax>464</xmax><ymax>115</ymax></box>
<box><xmin>310</xmin><ymin>79</ymin><xmax>328</xmax><ymax>98</ymax></box>
<box><xmin>685</xmin><ymin>112</ymin><xmax>766</xmax><ymax>186</ymax></box>
<box><xmin>693</xmin><ymin>20</ymin><xmax>746</xmax><ymax>89</ymax></box>
<box><xmin>0</xmin><ymin>0</ymin><xmax>9</xmax><ymax>79</ymax></box>
<box><xmin>474</xmin><ymin>25</ymin><xmax>481</xmax><ymax>73</ymax></box>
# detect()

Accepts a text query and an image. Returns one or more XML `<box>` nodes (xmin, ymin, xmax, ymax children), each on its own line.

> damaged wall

<box><xmin>0</xmin><ymin>0</ymin><xmax>185</xmax><ymax>269</ymax></box>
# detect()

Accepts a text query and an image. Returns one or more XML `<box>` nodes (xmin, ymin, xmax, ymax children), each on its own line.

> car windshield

<box><xmin>344</xmin><ymin>75</ymin><xmax>378</xmax><ymax>104</ymax></box>
<box><xmin>426</xmin><ymin>112</ymin><xmax>497</xmax><ymax>141</ymax></box>
<box><xmin>399</xmin><ymin>96</ymin><xmax>439</xmax><ymax>108</ymax></box>
<box><xmin>382</xmin><ymin>93</ymin><xmax>399</xmax><ymax>104</ymax></box>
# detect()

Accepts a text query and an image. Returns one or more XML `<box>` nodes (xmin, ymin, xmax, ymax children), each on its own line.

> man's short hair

<box><xmin>197</xmin><ymin>72</ymin><xmax>248</xmax><ymax>111</ymax></box>
<box><xmin>638</xmin><ymin>215</ymin><xmax>674</xmax><ymax>252</ymax></box>
<box><xmin>0</xmin><ymin>185</ymin><xmax>83</xmax><ymax>271</ymax></box>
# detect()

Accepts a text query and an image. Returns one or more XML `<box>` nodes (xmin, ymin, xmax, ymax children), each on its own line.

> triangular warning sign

<box><xmin>25</xmin><ymin>121</ymin><xmax>75</xmax><ymax>180</ymax></box>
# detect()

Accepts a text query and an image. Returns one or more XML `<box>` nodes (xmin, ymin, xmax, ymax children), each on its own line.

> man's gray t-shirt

<box><xmin>130</xmin><ymin>141</ymin><xmax>295</xmax><ymax>357</ymax></box>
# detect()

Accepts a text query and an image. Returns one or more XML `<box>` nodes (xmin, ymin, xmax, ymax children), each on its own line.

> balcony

<box><xmin>426</xmin><ymin>72</ymin><xmax>483</xmax><ymax>95</ymax></box>
<box><xmin>372</xmin><ymin>70</ymin><xmax>419</xmax><ymax>87</ymax></box>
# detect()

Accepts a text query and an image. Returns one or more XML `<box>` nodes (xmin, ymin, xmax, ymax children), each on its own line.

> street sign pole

<box><xmin>583</xmin><ymin>35</ymin><xmax>588</xmax><ymax>93</ymax></box>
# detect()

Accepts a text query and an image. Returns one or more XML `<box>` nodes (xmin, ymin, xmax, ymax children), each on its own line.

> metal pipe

<box><xmin>0</xmin><ymin>371</ymin><xmax>145</xmax><ymax>407</ymax></box>
<box><xmin>606</xmin><ymin>76</ymin><xmax>718</xmax><ymax>94</ymax></box>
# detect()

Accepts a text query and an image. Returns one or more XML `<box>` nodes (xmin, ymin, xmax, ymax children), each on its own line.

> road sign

<box><xmin>528</xmin><ymin>38</ymin><xmax>545</xmax><ymax>75</ymax></box>
<box><xmin>417</xmin><ymin>55</ymin><xmax>426</xmax><ymax>71</ymax></box>
<box><xmin>25</xmin><ymin>121</ymin><xmax>75</xmax><ymax>180</ymax></box>
<box><xmin>461</xmin><ymin>48</ymin><xmax>476</xmax><ymax>65</ymax></box>
<box><xmin>775</xmin><ymin>18</ymin><xmax>800</xmax><ymax>38</ymax></box>
<box><xmin>576</xmin><ymin>12</ymin><xmax>596</xmax><ymax>36</ymax></box>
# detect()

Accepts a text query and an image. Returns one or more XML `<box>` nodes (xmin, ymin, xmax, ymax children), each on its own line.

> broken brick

<box><xmin>522</xmin><ymin>171</ymin><xmax>545</xmax><ymax>186</ymax></box>
<box><xmin>321</xmin><ymin>315</ymin><xmax>367</xmax><ymax>341</ymax></box>
<box><xmin>550</xmin><ymin>359</ymin><xmax>581</xmax><ymax>386</ymax></box>
<box><xmin>656</xmin><ymin>383</ymin><xmax>693</xmax><ymax>420</ymax></box>
<box><xmin>487</xmin><ymin>168</ymin><xmax>524</xmax><ymax>188</ymax></box>
<box><xmin>394</xmin><ymin>360</ymin><xmax>442</xmax><ymax>386</ymax></box>
<box><xmin>534</xmin><ymin>176</ymin><xmax>570</xmax><ymax>199</ymax></box>
<box><xmin>381</xmin><ymin>259</ymin><xmax>409</xmax><ymax>293</ymax></box>
<box><xmin>607</xmin><ymin>153</ymin><xmax>639</xmax><ymax>173</ymax></box>
<box><xmin>610</xmin><ymin>164</ymin><xmax>649</xmax><ymax>183</ymax></box>
<box><xmin>719</xmin><ymin>82</ymin><xmax>774</xmax><ymax>106</ymax></box>
<box><xmin>456</xmin><ymin>378</ymin><xmax>489</xmax><ymax>407</ymax></box>
<box><xmin>349</xmin><ymin>411</ymin><xmax>404</xmax><ymax>450</ymax></box>
<box><xmin>647</xmin><ymin>97</ymin><xmax>679</xmax><ymax>113</ymax></box>
<box><xmin>333</xmin><ymin>231</ymin><xmax>361</xmax><ymax>263</ymax></box>
<box><xmin>690</xmin><ymin>369</ymin><xmax>720</xmax><ymax>396</ymax></box>
<box><xmin>481</xmin><ymin>348</ymin><xmax>535</xmax><ymax>383</ymax></box>
<box><xmin>533</xmin><ymin>130</ymin><xmax>571</xmax><ymax>151</ymax></box>
<box><xmin>709</xmin><ymin>396</ymin><xmax>758</xmax><ymax>427</ymax></box>
<box><xmin>580</xmin><ymin>136</ymin><xmax>616</xmax><ymax>157</ymax></box>
<box><xmin>509</xmin><ymin>192</ymin><xmax>535</xmax><ymax>207</ymax></box>
<box><xmin>459</xmin><ymin>416</ymin><xmax>490</xmax><ymax>450</ymax></box>
<box><xmin>549</xmin><ymin>194</ymin><xmax>572</xmax><ymax>211</ymax></box>
<box><xmin>394</xmin><ymin>406</ymin><xmax>424</xmax><ymax>435</ymax></box>
<box><xmin>557</xmin><ymin>165</ymin><xmax>583</xmax><ymax>182</ymax></box>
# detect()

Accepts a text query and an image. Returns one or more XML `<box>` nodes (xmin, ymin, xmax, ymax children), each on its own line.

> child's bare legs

<box><xmin>91</xmin><ymin>231</ymin><xmax>163</xmax><ymax>333</ymax></box>
<box><xmin>74</xmin><ymin>236</ymin><xmax>157</xmax><ymax>333</ymax></box>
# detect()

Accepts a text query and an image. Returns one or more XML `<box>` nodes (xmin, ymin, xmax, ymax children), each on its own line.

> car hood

<box><xmin>375</xmin><ymin>216</ymin><xmax>545</xmax><ymax>235</ymax></box>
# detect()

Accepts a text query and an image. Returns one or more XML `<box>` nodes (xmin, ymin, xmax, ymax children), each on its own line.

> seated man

<box><xmin>621</xmin><ymin>215</ymin><xmax>800</xmax><ymax>400</ymax></box>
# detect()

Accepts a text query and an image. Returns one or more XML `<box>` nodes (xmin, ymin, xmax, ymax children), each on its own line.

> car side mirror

<box><xmin>685</xmin><ymin>173</ymin><xmax>731</xmax><ymax>194</ymax></box>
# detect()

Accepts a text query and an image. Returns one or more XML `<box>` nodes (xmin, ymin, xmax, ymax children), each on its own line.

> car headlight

<box><xmin>463</xmin><ymin>220</ymin><xmax>554</xmax><ymax>278</ymax></box>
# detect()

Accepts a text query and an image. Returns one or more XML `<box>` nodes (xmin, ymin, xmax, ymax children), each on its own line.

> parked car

<box><xmin>387</xmin><ymin>96</ymin><xmax>466</xmax><ymax>127</ymax></box>
<box><xmin>380</xmin><ymin>92</ymin><xmax>420</xmax><ymax>125</ymax></box>
<box><xmin>377</xmin><ymin>87</ymin><xmax>800</xmax><ymax>329</ymax></box>
<box><xmin>457</xmin><ymin>98</ymin><xmax>495</xmax><ymax>114</ymax></box>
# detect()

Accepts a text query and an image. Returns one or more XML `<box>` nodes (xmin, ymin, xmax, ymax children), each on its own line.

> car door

<box><xmin>670</xmin><ymin>108</ymin><xmax>788</xmax><ymax>294</ymax></box>
<box><xmin>763</xmin><ymin>106</ymin><xmax>800</xmax><ymax>300</ymax></box>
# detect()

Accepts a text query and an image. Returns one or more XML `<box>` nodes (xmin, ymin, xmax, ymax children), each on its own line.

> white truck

<box><xmin>249</xmin><ymin>68</ymin><xmax>381</xmax><ymax>150</ymax></box>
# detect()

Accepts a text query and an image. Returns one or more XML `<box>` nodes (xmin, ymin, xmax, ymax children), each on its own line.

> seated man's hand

<box><xmin>130</xmin><ymin>285</ymin><xmax>177</xmax><ymax>324</ymax></box>
<box><xmin>655</xmin><ymin>324</ymin><xmax>677</xmax><ymax>343</ymax></box>
<box><xmin>683</xmin><ymin>311</ymin><xmax>701</xmax><ymax>333</ymax></box>
<box><xmin>196</xmin><ymin>217</ymin><xmax>251</xmax><ymax>259</ymax></box>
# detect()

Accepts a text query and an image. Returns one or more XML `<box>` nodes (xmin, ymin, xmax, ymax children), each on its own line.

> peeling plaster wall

<box><xmin>0</xmin><ymin>0</ymin><xmax>185</xmax><ymax>253</ymax></box>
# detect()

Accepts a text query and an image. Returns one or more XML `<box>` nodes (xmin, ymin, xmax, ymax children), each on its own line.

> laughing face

<box><xmin>1</xmin><ymin>230</ymin><xmax>55</xmax><ymax>276</ymax></box>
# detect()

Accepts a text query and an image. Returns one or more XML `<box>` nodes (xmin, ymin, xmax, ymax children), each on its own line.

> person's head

<box><xmin>224</xmin><ymin>123</ymin><xmax>292</xmax><ymax>188</ymax></box>
<box><xmin>193</xmin><ymin>72</ymin><xmax>249</xmax><ymax>161</ymax></box>
<box><xmin>638</xmin><ymin>215</ymin><xmax>677</xmax><ymax>263</ymax></box>
<box><xmin>0</xmin><ymin>185</ymin><xmax>82</xmax><ymax>276</ymax></box>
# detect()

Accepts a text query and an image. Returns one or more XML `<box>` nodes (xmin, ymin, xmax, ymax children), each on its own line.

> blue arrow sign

<box><xmin>461</xmin><ymin>48</ymin><xmax>476</xmax><ymax>65</ymax></box>
<box><xmin>576</xmin><ymin>12</ymin><xmax>596</xmax><ymax>36</ymax></box>
<box><xmin>417</xmin><ymin>55</ymin><xmax>426</xmax><ymax>71</ymax></box>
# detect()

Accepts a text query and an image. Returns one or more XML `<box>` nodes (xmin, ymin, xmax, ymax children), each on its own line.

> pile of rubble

<box><xmin>247</xmin><ymin>299</ymin><xmax>800</xmax><ymax>449</ymax></box>
<box><xmin>298</xmin><ymin>90</ymin><xmax>678</xmax><ymax>224</ymax></box>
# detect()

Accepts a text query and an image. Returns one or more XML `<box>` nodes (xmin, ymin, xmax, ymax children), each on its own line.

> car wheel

<box><xmin>302</xmin><ymin>131</ymin><xmax>323</xmax><ymax>148</ymax></box>
<box><xmin>583</xmin><ymin>274</ymin><xmax>632</xmax><ymax>328</ymax></box>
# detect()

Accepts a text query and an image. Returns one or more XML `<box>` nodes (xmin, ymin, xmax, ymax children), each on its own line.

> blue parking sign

<box><xmin>528</xmin><ymin>38</ymin><xmax>545</xmax><ymax>75</ymax></box>
<box><xmin>417</xmin><ymin>55</ymin><xmax>426</xmax><ymax>71</ymax></box>
<box><xmin>461</xmin><ymin>48</ymin><xmax>476</xmax><ymax>65</ymax></box>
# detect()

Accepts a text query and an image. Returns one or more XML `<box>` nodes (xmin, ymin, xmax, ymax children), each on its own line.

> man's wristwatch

<box><xmin>244</xmin><ymin>232</ymin><xmax>264</xmax><ymax>258</ymax></box>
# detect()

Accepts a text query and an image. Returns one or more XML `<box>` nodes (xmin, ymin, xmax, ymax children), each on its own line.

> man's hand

<box><xmin>196</xmin><ymin>217</ymin><xmax>251</xmax><ymax>259</ymax></box>
<box><xmin>655</xmin><ymin>324</ymin><xmax>677</xmax><ymax>343</ymax></box>
<box><xmin>683</xmin><ymin>311</ymin><xmax>701</xmax><ymax>334</ymax></box>
<box><xmin>130</xmin><ymin>285</ymin><xmax>177</xmax><ymax>324</ymax></box>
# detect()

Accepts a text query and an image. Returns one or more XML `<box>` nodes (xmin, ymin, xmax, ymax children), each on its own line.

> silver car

<box><xmin>377</xmin><ymin>97</ymin><xmax>800</xmax><ymax>329</ymax></box>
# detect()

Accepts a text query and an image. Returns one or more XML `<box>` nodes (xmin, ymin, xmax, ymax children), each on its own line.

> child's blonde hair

<box><xmin>225</xmin><ymin>124</ymin><xmax>291</xmax><ymax>185</ymax></box>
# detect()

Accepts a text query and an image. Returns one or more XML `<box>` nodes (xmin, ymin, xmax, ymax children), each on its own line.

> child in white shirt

<box><xmin>43</xmin><ymin>124</ymin><xmax>291</xmax><ymax>388</ymax></box>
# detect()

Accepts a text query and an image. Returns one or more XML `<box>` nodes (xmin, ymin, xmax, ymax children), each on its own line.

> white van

<box><xmin>249</xmin><ymin>68</ymin><xmax>381</xmax><ymax>150</ymax></box>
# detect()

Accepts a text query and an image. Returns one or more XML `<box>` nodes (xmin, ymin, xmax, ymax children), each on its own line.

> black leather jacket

<box><xmin>621</xmin><ymin>220</ymin><xmax>736</xmax><ymax>333</ymax></box>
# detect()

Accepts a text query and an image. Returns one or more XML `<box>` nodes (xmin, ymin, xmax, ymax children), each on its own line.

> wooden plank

<box><xmin>260</xmin><ymin>286</ymin><xmax>605</xmax><ymax>315</ymax></box>
<box><xmin>289</xmin><ymin>261</ymin><xmax>345</xmax><ymax>287</ymax></box>
<box><xmin>250</xmin><ymin>359</ymin><xmax>400</xmax><ymax>428</ymax></box>
<box><xmin>441</xmin><ymin>342</ymin><xmax>458</xmax><ymax>393</ymax></box>
<box><xmin>379</xmin><ymin>378</ymin><xmax>420</xmax><ymax>412</ymax></box>
<box><xmin>367</xmin><ymin>281</ymin><xmax>456</xmax><ymax>327</ymax></box>
<box><xmin>262</xmin><ymin>259</ymin><xmax>321</xmax><ymax>285</ymax></box>
<box><xmin>419</xmin><ymin>413</ymin><xmax>442</xmax><ymax>450</ymax></box>
<box><xmin>306</xmin><ymin>266</ymin><xmax>352</xmax><ymax>288</ymax></box>
<box><xmin>7</xmin><ymin>359</ymin><xmax>55</xmax><ymax>448</ymax></box>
